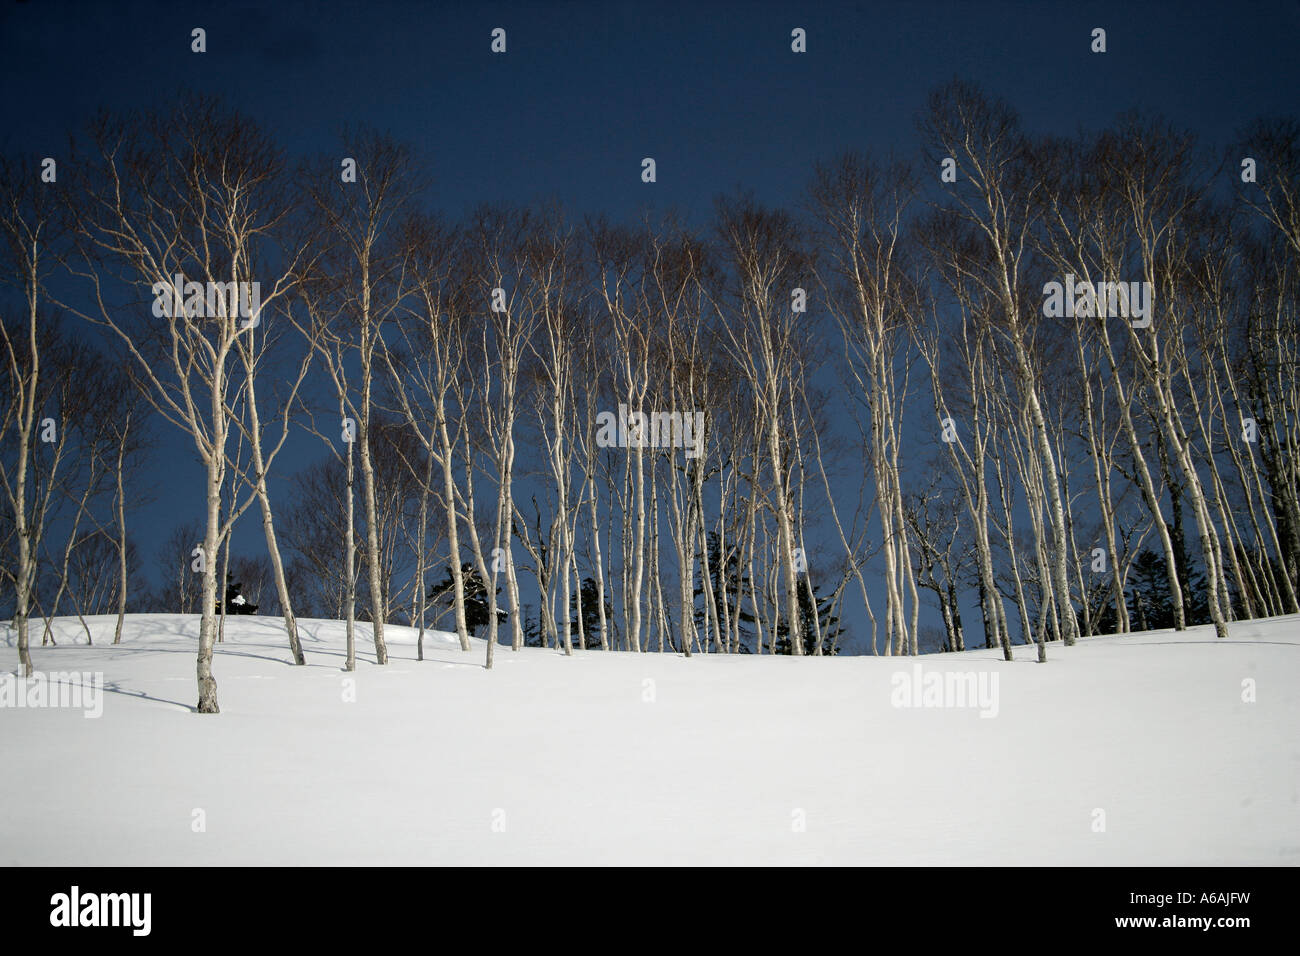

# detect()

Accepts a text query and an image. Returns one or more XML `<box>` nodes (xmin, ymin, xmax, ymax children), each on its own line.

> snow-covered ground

<box><xmin>2</xmin><ymin>613</ymin><xmax>1297</xmax><ymax>865</ymax></box>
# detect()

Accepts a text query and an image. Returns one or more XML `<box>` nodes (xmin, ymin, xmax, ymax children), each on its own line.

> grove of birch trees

<box><xmin>3</xmin><ymin>84</ymin><xmax>1297</xmax><ymax>711</ymax></box>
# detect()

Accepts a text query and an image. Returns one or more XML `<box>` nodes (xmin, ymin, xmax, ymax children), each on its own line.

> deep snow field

<box><xmin>2</xmin><ymin>613</ymin><xmax>1297</xmax><ymax>865</ymax></box>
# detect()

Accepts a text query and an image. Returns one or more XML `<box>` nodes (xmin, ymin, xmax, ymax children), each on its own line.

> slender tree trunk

<box><xmin>217</xmin><ymin>492</ymin><xmax>232</xmax><ymax>645</ymax></box>
<box><xmin>416</xmin><ymin>435</ymin><xmax>434</xmax><ymax>661</ymax></box>
<box><xmin>358</xmin><ymin>320</ymin><xmax>389</xmax><ymax>663</ymax></box>
<box><xmin>345</xmin><ymin>433</ymin><xmax>357</xmax><ymax>672</ymax></box>
<box><xmin>587</xmin><ymin>469</ymin><xmax>610</xmax><ymax>651</ymax></box>
<box><xmin>113</xmin><ymin>414</ymin><xmax>131</xmax><ymax>645</ymax></box>
<box><xmin>11</xmin><ymin>265</ymin><xmax>39</xmax><ymax>677</ymax></box>
<box><xmin>765</xmin><ymin>395</ymin><xmax>802</xmax><ymax>655</ymax></box>
<box><xmin>503</xmin><ymin>411</ymin><xmax>524</xmax><ymax>652</ymax></box>
<box><xmin>358</xmin><ymin>430</ymin><xmax>389</xmax><ymax>662</ymax></box>
<box><xmin>197</xmin><ymin>444</ymin><xmax>222</xmax><ymax>714</ymax></box>
<box><xmin>630</xmin><ymin>424</ymin><xmax>646</xmax><ymax>653</ymax></box>
<box><xmin>436</xmin><ymin>413</ymin><xmax>471</xmax><ymax>651</ymax></box>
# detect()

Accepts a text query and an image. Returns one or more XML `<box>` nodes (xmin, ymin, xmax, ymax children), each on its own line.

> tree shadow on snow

<box><xmin>101</xmin><ymin>679</ymin><xmax>196</xmax><ymax>713</ymax></box>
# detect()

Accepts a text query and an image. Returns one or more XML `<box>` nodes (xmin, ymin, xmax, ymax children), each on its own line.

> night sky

<box><xmin>2</xmin><ymin>0</ymin><xmax>1297</xmax><ymax>642</ymax></box>
<box><xmin>6</xmin><ymin>1</ymin><xmax>1296</xmax><ymax>218</ymax></box>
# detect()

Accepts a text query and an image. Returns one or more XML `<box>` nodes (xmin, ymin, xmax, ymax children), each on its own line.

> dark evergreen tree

<box><xmin>570</xmin><ymin>576</ymin><xmax>612</xmax><ymax>649</ymax></box>
<box><xmin>519</xmin><ymin>601</ymin><xmax>545</xmax><ymax>648</ymax></box>
<box><xmin>693</xmin><ymin>531</ymin><xmax>757</xmax><ymax>650</ymax></box>
<box><xmin>1088</xmin><ymin>580</ymin><xmax>1123</xmax><ymax>636</ymax></box>
<box><xmin>1126</xmin><ymin>547</ymin><xmax>1208</xmax><ymax>631</ymax></box>
<box><xmin>428</xmin><ymin>562</ymin><xmax>507</xmax><ymax>636</ymax></box>
<box><xmin>775</xmin><ymin>575</ymin><xmax>844</xmax><ymax>655</ymax></box>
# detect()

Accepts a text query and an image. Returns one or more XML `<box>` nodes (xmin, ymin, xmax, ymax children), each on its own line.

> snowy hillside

<box><xmin>2</xmin><ymin>613</ymin><xmax>1297</xmax><ymax>865</ymax></box>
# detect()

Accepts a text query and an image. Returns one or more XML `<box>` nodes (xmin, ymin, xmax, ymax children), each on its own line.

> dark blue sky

<box><xmin>6</xmin><ymin>0</ymin><xmax>1297</xmax><ymax>221</ymax></box>
<box><xmin>2</xmin><ymin>0</ymin><xmax>1297</xmax><ymax>644</ymax></box>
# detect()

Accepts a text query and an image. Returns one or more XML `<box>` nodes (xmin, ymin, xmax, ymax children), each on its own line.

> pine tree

<box><xmin>775</xmin><ymin>576</ymin><xmax>844</xmax><ymax>655</ymax></box>
<box><xmin>1127</xmin><ymin>547</ymin><xmax>1208</xmax><ymax>632</ymax></box>
<box><xmin>519</xmin><ymin>602</ymin><xmax>545</xmax><ymax>648</ymax></box>
<box><xmin>694</xmin><ymin>531</ymin><xmax>757</xmax><ymax>651</ymax></box>
<box><xmin>570</xmin><ymin>576</ymin><xmax>612</xmax><ymax>649</ymax></box>
<box><xmin>428</xmin><ymin>562</ymin><xmax>507</xmax><ymax>636</ymax></box>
